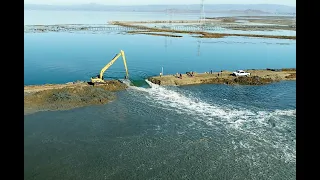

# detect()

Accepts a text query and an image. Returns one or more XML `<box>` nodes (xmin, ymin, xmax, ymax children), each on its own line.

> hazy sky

<box><xmin>24</xmin><ymin>0</ymin><xmax>296</xmax><ymax>6</ymax></box>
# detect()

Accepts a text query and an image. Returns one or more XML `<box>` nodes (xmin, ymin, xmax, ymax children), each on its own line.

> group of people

<box><xmin>161</xmin><ymin>70</ymin><xmax>224</xmax><ymax>79</ymax></box>
<box><xmin>176</xmin><ymin>73</ymin><xmax>183</xmax><ymax>79</ymax></box>
<box><xmin>159</xmin><ymin>70</ymin><xmax>225</xmax><ymax>79</ymax></box>
<box><xmin>186</xmin><ymin>71</ymin><xmax>194</xmax><ymax>77</ymax></box>
<box><xmin>204</xmin><ymin>70</ymin><xmax>223</xmax><ymax>76</ymax></box>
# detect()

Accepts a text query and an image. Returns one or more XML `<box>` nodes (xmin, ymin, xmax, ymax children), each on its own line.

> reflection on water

<box><xmin>24</xmin><ymin>10</ymin><xmax>245</xmax><ymax>25</ymax></box>
<box><xmin>24</xmin><ymin>32</ymin><xmax>295</xmax><ymax>85</ymax></box>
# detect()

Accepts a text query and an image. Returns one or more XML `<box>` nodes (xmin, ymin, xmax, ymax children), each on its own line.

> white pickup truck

<box><xmin>232</xmin><ymin>70</ymin><xmax>251</xmax><ymax>77</ymax></box>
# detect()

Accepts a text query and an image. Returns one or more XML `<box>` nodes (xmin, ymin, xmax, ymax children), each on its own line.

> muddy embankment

<box><xmin>110</xmin><ymin>20</ymin><xmax>296</xmax><ymax>40</ymax></box>
<box><xmin>24</xmin><ymin>80</ymin><xmax>127</xmax><ymax>115</ymax></box>
<box><xmin>206</xmin><ymin>16</ymin><xmax>296</xmax><ymax>31</ymax></box>
<box><xmin>25</xmin><ymin>69</ymin><xmax>296</xmax><ymax>114</ymax></box>
<box><xmin>148</xmin><ymin>69</ymin><xmax>296</xmax><ymax>86</ymax></box>
<box><xmin>127</xmin><ymin>31</ymin><xmax>183</xmax><ymax>37</ymax></box>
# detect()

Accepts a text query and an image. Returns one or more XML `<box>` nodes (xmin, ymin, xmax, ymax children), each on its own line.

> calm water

<box><xmin>24</xmin><ymin>10</ymin><xmax>292</xmax><ymax>25</ymax></box>
<box><xmin>24</xmin><ymin>10</ymin><xmax>296</xmax><ymax>180</ymax></box>
<box><xmin>24</xmin><ymin>10</ymin><xmax>243</xmax><ymax>25</ymax></box>
<box><xmin>24</xmin><ymin>32</ymin><xmax>295</xmax><ymax>85</ymax></box>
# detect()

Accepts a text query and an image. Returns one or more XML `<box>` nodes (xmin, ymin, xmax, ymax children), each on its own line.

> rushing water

<box><xmin>24</xmin><ymin>10</ymin><xmax>296</xmax><ymax>180</ymax></box>
<box><xmin>25</xmin><ymin>80</ymin><xmax>296</xmax><ymax>180</ymax></box>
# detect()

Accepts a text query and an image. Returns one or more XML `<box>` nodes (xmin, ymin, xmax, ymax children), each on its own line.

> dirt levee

<box><xmin>24</xmin><ymin>80</ymin><xmax>127</xmax><ymax>115</ymax></box>
<box><xmin>148</xmin><ymin>69</ymin><xmax>296</xmax><ymax>86</ymax></box>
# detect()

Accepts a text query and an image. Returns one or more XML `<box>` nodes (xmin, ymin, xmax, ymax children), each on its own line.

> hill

<box><xmin>24</xmin><ymin>4</ymin><xmax>296</xmax><ymax>14</ymax></box>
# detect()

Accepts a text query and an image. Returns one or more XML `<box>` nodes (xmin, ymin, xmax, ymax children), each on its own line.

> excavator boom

<box><xmin>91</xmin><ymin>50</ymin><xmax>129</xmax><ymax>84</ymax></box>
<box><xmin>121</xmin><ymin>50</ymin><xmax>129</xmax><ymax>79</ymax></box>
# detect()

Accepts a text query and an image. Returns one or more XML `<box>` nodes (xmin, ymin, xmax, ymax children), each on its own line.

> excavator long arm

<box><xmin>121</xmin><ymin>50</ymin><xmax>129</xmax><ymax>79</ymax></box>
<box><xmin>99</xmin><ymin>52</ymin><xmax>121</xmax><ymax>79</ymax></box>
<box><xmin>98</xmin><ymin>50</ymin><xmax>129</xmax><ymax>80</ymax></box>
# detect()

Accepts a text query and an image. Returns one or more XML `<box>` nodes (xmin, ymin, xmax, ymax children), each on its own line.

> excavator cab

<box><xmin>93</xmin><ymin>74</ymin><xmax>103</xmax><ymax>80</ymax></box>
<box><xmin>90</xmin><ymin>50</ymin><xmax>129</xmax><ymax>85</ymax></box>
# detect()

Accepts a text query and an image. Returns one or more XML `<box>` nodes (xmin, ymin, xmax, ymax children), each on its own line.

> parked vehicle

<box><xmin>232</xmin><ymin>70</ymin><xmax>250</xmax><ymax>77</ymax></box>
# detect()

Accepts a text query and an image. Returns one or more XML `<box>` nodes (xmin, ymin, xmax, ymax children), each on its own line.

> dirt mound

<box><xmin>282</xmin><ymin>68</ymin><xmax>296</xmax><ymax>71</ymax></box>
<box><xmin>200</xmin><ymin>76</ymin><xmax>275</xmax><ymax>85</ymax></box>
<box><xmin>233</xmin><ymin>76</ymin><xmax>275</xmax><ymax>85</ymax></box>
<box><xmin>92</xmin><ymin>80</ymin><xmax>127</xmax><ymax>91</ymax></box>
<box><xmin>285</xmin><ymin>73</ymin><xmax>296</xmax><ymax>79</ymax></box>
<box><xmin>148</xmin><ymin>68</ymin><xmax>295</xmax><ymax>86</ymax></box>
<box><xmin>24</xmin><ymin>81</ymin><xmax>127</xmax><ymax>115</ymax></box>
<box><xmin>200</xmin><ymin>77</ymin><xmax>230</xmax><ymax>84</ymax></box>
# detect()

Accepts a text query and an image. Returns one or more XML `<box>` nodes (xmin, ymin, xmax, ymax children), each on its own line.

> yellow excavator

<box><xmin>90</xmin><ymin>50</ymin><xmax>129</xmax><ymax>85</ymax></box>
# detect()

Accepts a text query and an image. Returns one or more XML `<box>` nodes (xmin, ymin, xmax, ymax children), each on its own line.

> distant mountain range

<box><xmin>24</xmin><ymin>4</ymin><xmax>296</xmax><ymax>15</ymax></box>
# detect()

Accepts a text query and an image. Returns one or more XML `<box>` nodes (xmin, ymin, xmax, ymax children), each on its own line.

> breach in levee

<box><xmin>90</xmin><ymin>50</ymin><xmax>129</xmax><ymax>85</ymax></box>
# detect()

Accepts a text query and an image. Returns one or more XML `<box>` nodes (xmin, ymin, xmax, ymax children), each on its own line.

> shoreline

<box><xmin>148</xmin><ymin>68</ymin><xmax>296</xmax><ymax>86</ymax></box>
<box><xmin>24</xmin><ymin>80</ymin><xmax>128</xmax><ymax>115</ymax></box>
<box><xmin>111</xmin><ymin>21</ymin><xmax>296</xmax><ymax>40</ymax></box>
<box><xmin>24</xmin><ymin>15</ymin><xmax>296</xmax><ymax>39</ymax></box>
<box><xmin>24</xmin><ymin>68</ymin><xmax>295</xmax><ymax>115</ymax></box>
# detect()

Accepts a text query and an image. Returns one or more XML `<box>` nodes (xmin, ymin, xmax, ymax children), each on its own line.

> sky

<box><xmin>24</xmin><ymin>0</ymin><xmax>296</xmax><ymax>7</ymax></box>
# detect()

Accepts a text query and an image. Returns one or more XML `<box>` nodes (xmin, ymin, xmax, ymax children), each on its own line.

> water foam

<box><xmin>127</xmin><ymin>80</ymin><xmax>296</xmax><ymax>128</ymax></box>
<box><xmin>127</xmin><ymin>80</ymin><xmax>296</xmax><ymax>163</ymax></box>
